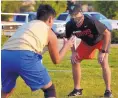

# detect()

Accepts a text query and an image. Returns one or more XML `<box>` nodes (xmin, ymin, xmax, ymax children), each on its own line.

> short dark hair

<box><xmin>69</xmin><ymin>4</ymin><xmax>82</xmax><ymax>16</ymax></box>
<box><xmin>37</xmin><ymin>4</ymin><xmax>56</xmax><ymax>21</ymax></box>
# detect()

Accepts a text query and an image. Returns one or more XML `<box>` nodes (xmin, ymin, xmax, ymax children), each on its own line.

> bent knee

<box><xmin>71</xmin><ymin>59</ymin><xmax>82</xmax><ymax>65</ymax></box>
<box><xmin>1</xmin><ymin>88</ymin><xmax>14</xmax><ymax>98</ymax></box>
<box><xmin>42</xmin><ymin>81</ymin><xmax>52</xmax><ymax>90</ymax></box>
<box><xmin>42</xmin><ymin>84</ymin><xmax>56</xmax><ymax>98</ymax></box>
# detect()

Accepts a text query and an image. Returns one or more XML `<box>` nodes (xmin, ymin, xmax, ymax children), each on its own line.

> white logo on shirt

<box><xmin>73</xmin><ymin>30</ymin><xmax>81</xmax><ymax>34</ymax></box>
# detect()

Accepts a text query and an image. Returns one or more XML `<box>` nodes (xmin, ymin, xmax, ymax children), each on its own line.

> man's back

<box><xmin>2</xmin><ymin>20</ymin><xmax>49</xmax><ymax>53</ymax></box>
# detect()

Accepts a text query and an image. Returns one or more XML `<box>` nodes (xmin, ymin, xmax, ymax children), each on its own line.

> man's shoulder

<box><xmin>84</xmin><ymin>14</ymin><xmax>94</xmax><ymax>21</ymax></box>
<box><xmin>84</xmin><ymin>15</ymin><xmax>95</xmax><ymax>25</ymax></box>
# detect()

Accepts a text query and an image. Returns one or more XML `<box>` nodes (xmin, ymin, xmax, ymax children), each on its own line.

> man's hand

<box><xmin>98</xmin><ymin>52</ymin><xmax>106</xmax><ymax>64</ymax></box>
<box><xmin>63</xmin><ymin>36</ymin><xmax>75</xmax><ymax>48</ymax></box>
<box><xmin>71</xmin><ymin>51</ymin><xmax>80</xmax><ymax>64</ymax></box>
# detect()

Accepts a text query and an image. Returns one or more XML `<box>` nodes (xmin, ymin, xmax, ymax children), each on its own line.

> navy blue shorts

<box><xmin>1</xmin><ymin>50</ymin><xmax>51</xmax><ymax>93</ymax></box>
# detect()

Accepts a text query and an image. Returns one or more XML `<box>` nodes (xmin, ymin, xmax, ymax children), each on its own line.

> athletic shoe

<box><xmin>68</xmin><ymin>88</ymin><xmax>83</xmax><ymax>97</ymax></box>
<box><xmin>104</xmin><ymin>90</ymin><xmax>113</xmax><ymax>98</ymax></box>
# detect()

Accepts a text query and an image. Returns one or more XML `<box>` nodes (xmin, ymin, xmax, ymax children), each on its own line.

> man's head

<box><xmin>69</xmin><ymin>4</ymin><xmax>84</xmax><ymax>27</ymax></box>
<box><xmin>37</xmin><ymin>4</ymin><xmax>56</xmax><ymax>27</ymax></box>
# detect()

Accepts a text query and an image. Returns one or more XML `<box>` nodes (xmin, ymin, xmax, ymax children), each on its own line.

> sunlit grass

<box><xmin>1</xmin><ymin>35</ymin><xmax>118</xmax><ymax>98</ymax></box>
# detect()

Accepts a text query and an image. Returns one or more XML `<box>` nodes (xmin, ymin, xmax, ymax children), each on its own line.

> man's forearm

<box><xmin>71</xmin><ymin>36</ymin><xmax>76</xmax><ymax>52</ymax></box>
<box><xmin>71</xmin><ymin>45</ymin><xmax>76</xmax><ymax>52</ymax></box>
<box><xmin>59</xmin><ymin>44</ymin><xmax>70</xmax><ymax>62</ymax></box>
<box><xmin>102</xmin><ymin>29</ymin><xmax>111</xmax><ymax>51</ymax></box>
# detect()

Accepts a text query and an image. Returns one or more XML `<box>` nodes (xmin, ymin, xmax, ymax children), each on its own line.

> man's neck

<box><xmin>76</xmin><ymin>16</ymin><xmax>84</xmax><ymax>28</ymax></box>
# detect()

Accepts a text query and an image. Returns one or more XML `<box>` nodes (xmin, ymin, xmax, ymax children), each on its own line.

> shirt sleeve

<box><xmin>94</xmin><ymin>18</ymin><xmax>107</xmax><ymax>34</ymax></box>
<box><xmin>66</xmin><ymin>21</ymin><xmax>73</xmax><ymax>38</ymax></box>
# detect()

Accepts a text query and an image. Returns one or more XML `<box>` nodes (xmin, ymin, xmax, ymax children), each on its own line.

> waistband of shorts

<box><xmin>2</xmin><ymin>49</ymin><xmax>42</xmax><ymax>60</ymax></box>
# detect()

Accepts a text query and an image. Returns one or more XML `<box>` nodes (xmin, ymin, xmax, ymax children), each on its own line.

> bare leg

<box><xmin>1</xmin><ymin>91</ymin><xmax>8</xmax><ymax>98</ymax></box>
<box><xmin>42</xmin><ymin>81</ymin><xmax>53</xmax><ymax>90</ymax></box>
<box><xmin>1</xmin><ymin>89</ymin><xmax>14</xmax><ymax>98</ymax></box>
<box><xmin>72</xmin><ymin>60</ymin><xmax>82</xmax><ymax>89</ymax></box>
<box><xmin>98</xmin><ymin>53</ymin><xmax>111</xmax><ymax>91</ymax></box>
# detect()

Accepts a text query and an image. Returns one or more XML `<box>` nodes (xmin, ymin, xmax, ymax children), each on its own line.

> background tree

<box><xmin>113</xmin><ymin>2</ymin><xmax>118</xmax><ymax>19</ymax></box>
<box><xmin>1</xmin><ymin>1</ymin><xmax>118</xmax><ymax>20</ymax></box>
<box><xmin>35</xmin><ymin>1</ymin><xmax>67</xmax><ymax>17</ymax></box>
<box><xmin>94</xmin><ymin>1</ymin><xmax>118</xmax><ymax>19</ymax></box>
<box><xmin>1</xmin><ymin>1</ymin><xmax>22</xmax><ymax>13</ymax></box>
<box><xmin>1</xmin><ymin>1</ymin><xmax>22</xmax><ymax>21</ymax></box>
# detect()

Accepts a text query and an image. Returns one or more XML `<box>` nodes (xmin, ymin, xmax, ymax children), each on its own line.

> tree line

<box><xmin>1</xmin><ymin>1</ymin><xmax>118</xmax><ymax>19</ymax></box>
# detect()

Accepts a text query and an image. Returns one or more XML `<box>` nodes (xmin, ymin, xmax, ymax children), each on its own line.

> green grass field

<box><xmin>1</xmin><ymin>36</ymin><xmax>118</xmax><ymax>98</ymax></box>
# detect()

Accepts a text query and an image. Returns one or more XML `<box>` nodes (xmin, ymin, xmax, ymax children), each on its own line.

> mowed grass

<box><xmin>1</xmin><ymin>35</ymin><xmax>118</xmax><ymax>98</ymax></box>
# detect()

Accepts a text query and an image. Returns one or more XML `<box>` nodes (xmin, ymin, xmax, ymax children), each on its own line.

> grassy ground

<box><xmin>1</xmin><ymin>36</ymin><xmax>118</xmax><ymax>98</ymax></box>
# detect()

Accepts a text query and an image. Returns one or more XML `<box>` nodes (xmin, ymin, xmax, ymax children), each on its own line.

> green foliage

<box><xmin>1</xmin><ymin>35</ymin><xmax>9</xmax><ymax>46</ymax></box>
<box><xmin>94</xmin><ymin>1</ymin><xmax>118</xmax><ymax>19</ymax></box>
<box><xmin>20</xmin><ymin>5</ymin><xmax>34</xmax><ymax>12</ymax></box>
<box><xmin>113</xmin><ymin>12</ymin><xmax>118</xmax><ymax>20</ymax></box>
<box><xmin>35</xmin><ymin>1</ymin><xmax>67</xmax><ymax>17</ymax></box>
<box><xmin>1</xmin><ymin>15</ymin><xmax>12</xmax><ymax>21</ymax></box>
<box><xmin>78</xmin><ymin>1</ymin><xmax>95</xmax><ymax>5</ymax></box>
<box><xmin>1</xmin><ymin>1</ymin><xmax>22</xmax><ymax>20</ymax></box>
<box><xmin>112</xmin><ymin>2</ymin><xmax>118</xmax><ymax>19</ymax></box>
<box><xmin>1</xmin><ymin>1</ymin><xmax>22</xmax><ymax>13</ymax></box>
<box><xmin>111</xmin><ymin>30</ymin><xmax>118</xmax><ymax>43</ymax></box>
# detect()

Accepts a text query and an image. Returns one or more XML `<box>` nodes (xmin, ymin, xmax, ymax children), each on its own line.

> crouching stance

<box><xmin>1</xmin><ymin>4</ymin><xmax>74</xmax><ymax>98</ymax></box>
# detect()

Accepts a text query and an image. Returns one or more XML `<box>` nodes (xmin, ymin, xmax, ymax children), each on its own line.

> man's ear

<box><xmin>48</xmin><ymin>16</ymin><xmax>52</xmax><ymax>23</ymax></box>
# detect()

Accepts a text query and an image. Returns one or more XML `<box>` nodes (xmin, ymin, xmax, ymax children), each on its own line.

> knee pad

<box><xmin>43</xmin><ymin>84</ymin><xmax>56</xmax><ymax>98</ymax></box>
